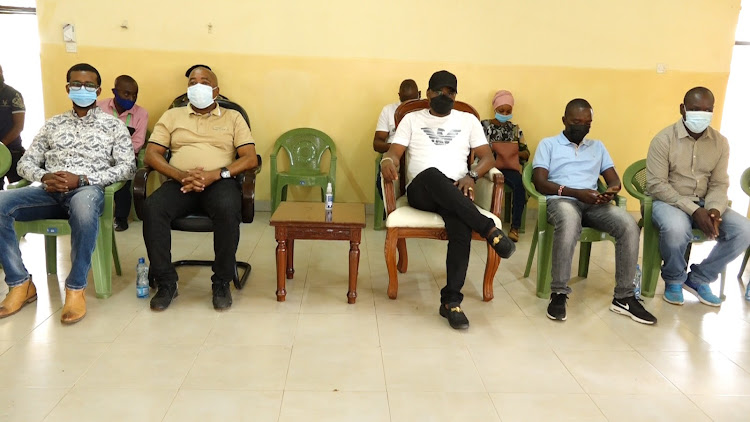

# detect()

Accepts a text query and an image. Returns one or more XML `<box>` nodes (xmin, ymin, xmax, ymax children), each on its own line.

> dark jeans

<box><xmin>1</xmin><ymin>148</ymin><xmax>24</xmax><ymax>189</ymax></box>
<box><xmin>114</xmin><ymin>180</ymin><xmax>132</xmax><ymax>221</ymax></box>
<box><xmin>142</xmin><ymin>179</ymin><xmax>242</xmax><ymax>286</ymax></box>
<box><xmin>406</xmin><ymin>167</ymin><xmax>496</xmax><ymax>305</ymax></box>
<box><xmin>501</xmin><ymin>169</ymin><xmax>527</xmax><ymax>229</ymax></box>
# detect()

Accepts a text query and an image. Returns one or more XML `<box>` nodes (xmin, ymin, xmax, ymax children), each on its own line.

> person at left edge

<box><xmin>0</xmin><ymin>63</ymin><xmax>136</xmax><ymax>324</ymax></box>
<box><xmin>98</xmin><ymin>74</ymin><xmax>149</xmax><ymax>232</ymax></box>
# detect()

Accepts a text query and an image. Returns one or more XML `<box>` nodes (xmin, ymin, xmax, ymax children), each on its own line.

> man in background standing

<box><xmin>0</xmin><ymin>64</ymin><xmax>26</xmax><ymax>189</ymax></box>
<box><xmin>97</xmin><ymin>74</ymin><xmax>149</xmax><ymax>231</ymax></box>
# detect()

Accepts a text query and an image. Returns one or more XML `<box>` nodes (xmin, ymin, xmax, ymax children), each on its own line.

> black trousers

<box><xmin>1</xmin><ymin>148</ymin><xmax>24</xmax><ymax>189</ymax></box>
<box><xmin>500</xmin><ymin>169</ymin><xmax>527</xmax><ymax>230</ymax></box>
<box><xmin>142</xmin><ymin>179</ymin><xmax>242</xmax><ymax>286</ymax></box>
<box><xmin>406</xmin><ymin>167</ymin><xmax>496</xmax><ymax>304</ymax></box>
<box><xmin>114</xmin><ymin>180</ymin><xmax>132</xmax><ymax>221</ymax></box>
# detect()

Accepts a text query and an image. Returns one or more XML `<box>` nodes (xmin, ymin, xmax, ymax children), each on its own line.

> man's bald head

<box><xmin>188</xmin><ymin>66</ymin><xmax>219</xmax><ymax>88</ymax></box>
<box><xmin>683</xmin><ymin>86</ymin><xmax>714</xmax><ymax>110</ymax></box>
<box><xmin>564</xmin><ymin>98</ymin><xmax>592</xmax><ymax>118</ymax></box>
<box><xmin>399</xmin><ymin>79</ymin><xmax>420</xmax><ymax>103</ymax></box>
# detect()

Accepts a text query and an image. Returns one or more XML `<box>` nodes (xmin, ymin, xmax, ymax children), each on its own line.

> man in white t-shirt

<box><xmin>380</xmin><ymin>70</ymin><xmax>515</xmax><ymax>330</ymax></box>
<box><xmin>373</xmin><ymin>80</ymin><xmax>420</xmax><ymax>209</ymax></box>
<box><xmin>373</xmin><ymin>79</ymin><xmax>420</xmax><ymax>153</ymax></box>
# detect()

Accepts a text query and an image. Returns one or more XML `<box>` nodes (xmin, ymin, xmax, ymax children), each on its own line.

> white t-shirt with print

<box><xmin>375</xmin><ymin>102</ymin><xmax>400</xmax><ymax>143</ymax></box>
<box><xmin>391</xmin><ymin>109</ymin><xmax>487</xmax><ymax>185</ymax></box>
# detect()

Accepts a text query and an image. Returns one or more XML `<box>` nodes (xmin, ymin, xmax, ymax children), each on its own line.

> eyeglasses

<box><xmin>68</xmin><ymin>82</ymin><xmax>99</xmax><ymax>92</ymax></box>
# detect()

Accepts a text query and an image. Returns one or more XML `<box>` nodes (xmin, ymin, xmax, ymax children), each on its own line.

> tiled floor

<box><xmin>1</xmin><ymin>210</ymin><xmax>750</xmax><ymax>421</ymax></box>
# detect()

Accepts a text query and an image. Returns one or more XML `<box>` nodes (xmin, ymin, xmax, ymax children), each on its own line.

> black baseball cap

<box><xmin>185</xmin><ymin>64</ymin><xmax>212</xmax><ymax>78</ymax></box>
<box><xmin>428</xmin><ymin>70</ymin><xmax>457</xmax><ymax>92</ymax></box>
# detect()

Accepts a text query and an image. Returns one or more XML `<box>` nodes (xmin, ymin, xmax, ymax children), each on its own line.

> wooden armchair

<box><xmin>382</xmin><ymin>99</ymin><xmax>506</xmax><ymax>302</ymax></box>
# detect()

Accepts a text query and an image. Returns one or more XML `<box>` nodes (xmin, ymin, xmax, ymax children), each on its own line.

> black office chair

<box><xmin>133</xmin><ymin>99</ymin><xmax>261</xmax><ymax>289</ymax></box>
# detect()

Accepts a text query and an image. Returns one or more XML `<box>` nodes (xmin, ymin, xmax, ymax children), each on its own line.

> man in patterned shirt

<box><xmin>0</xmin><ymin>63</ymin><xmax>135</xmax><ymax>324</ymax></box>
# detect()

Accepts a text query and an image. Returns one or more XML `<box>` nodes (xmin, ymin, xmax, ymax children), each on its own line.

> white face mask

<box><xmin>187</xmin><ymin>83</ymin><xmax>217</xmax><ymax>109</ymax></box>
<box><xmin>683</xmin><ymin>110</ymin><xmax>712</xmax><ymax>133</ymax></box>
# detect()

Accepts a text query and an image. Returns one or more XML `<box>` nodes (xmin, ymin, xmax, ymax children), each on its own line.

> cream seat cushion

<box><xmin>385</xmin><ymin>195</ymin><xmax>503</xmax><ymax>229</ymax></box>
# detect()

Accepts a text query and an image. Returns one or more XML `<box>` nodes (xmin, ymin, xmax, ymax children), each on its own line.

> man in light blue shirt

<box><xmin>531</xmin><ymin>98</ymin><xmax>656</xmax><ymax>325</ymax></box>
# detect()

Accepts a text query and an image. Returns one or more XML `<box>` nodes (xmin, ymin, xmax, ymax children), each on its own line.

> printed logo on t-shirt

<box><xmin>421</xmin><ymin>128</ymin><xmax>462</xmax><ymax>145</ymax></box>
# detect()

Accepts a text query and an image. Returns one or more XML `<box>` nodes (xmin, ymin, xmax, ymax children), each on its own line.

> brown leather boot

<box><xmin>0</xmin><ymin>278</ymin><xmax>37</xmax><ymax>318</ymax></box>
<box><xmin>61</xmin><ymin>288</ymin><xmax>86</xmax><ymax>324</ymax></box>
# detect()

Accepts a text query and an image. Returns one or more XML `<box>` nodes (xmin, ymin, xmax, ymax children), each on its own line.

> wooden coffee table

<box><xmin>270</xmin><ymin>202</ymin><xmax>366</xmax><ymax>303</ymax></box>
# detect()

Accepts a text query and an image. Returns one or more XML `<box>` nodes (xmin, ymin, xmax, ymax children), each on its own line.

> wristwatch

<box><xmin>468</xmin><ymin>170</ymin><xmax>479</xmax><ymax>182</ymax></box>
<box><xmin>220</xmin><ymin>167</ymin><xmax>231</xmax><ymax>179</ymax></box>
<box><xmin>78</xmin><ymin>175</ymin><xmax>88</xmax><ymax>187</ymax></box>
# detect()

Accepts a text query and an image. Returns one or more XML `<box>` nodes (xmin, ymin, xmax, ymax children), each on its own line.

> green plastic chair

<box><xmin>522</xmin><ymin>163</ymin><xmax>626</xmax><ymax>299</ymax></box>
<box><xmin>8</xmin><ymin>179</ymin><xmax>125</xmax><ymax>299</ymax></box>
<box><xmin>0</xmin><ymin>143</ymin><xmax>10</xmax><ymax>180</ymax></box>
<box><xmin>622</xmin><ymin>159</ymin><xmax>726</xmax><ymax>299</ymax></box>
<box><xmin>502</xmin><ymin>163</ymin><xmax>528</xmax><ymax>233</ymax></box>
<box><xmin>737</xmin><ymin>167</ymin><xmax>750</xmax><ymax>281</ymax></box>
<box><xmin>270</xmin><ymin>128</ymin><xmax>337</xmax><ymax>213</ymax></box>
<box><xmin>374</xmin><ymin>153</ymin><xmax>385</xmax><ymax>230</ymax></box>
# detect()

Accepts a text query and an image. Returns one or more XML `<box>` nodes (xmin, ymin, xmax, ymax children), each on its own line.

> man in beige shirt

<box><xmin>646</xmin><ymin>86</ymin><xmax>750</xmax><ymax>307</ymax></box>
<box><xmin>143</xmin><ymin>66</ymin><xmax>258</xmax><ymax>312</ymax></box>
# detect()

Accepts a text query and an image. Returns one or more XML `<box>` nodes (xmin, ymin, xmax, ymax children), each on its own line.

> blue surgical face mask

<box><xmin>495</xmin><ymin>113</ymin><xmax>513</xmax><ymax>123</ymax></box>
<box><xmin>68</xmin><ymin>88</ymin><xmax>98</xmax><ymax>107</ymax></box>
<box><xmin>683</xmin><ymin>110</ymin><xmax>712</xmax><ymax>133</ymax></box>
<box><xmin>113</xmin><ymin>89</ymin><xmax>136</xmax><ymax>110</ymax></box>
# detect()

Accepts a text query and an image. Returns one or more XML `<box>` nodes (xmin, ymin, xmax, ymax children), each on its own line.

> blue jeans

<box><xmin>547</xmin><ymin>199</ymin><xmax>640</xmax><ymax>299</ymax></box>
<box><xmin>0</xmin><ymin>185</ymin><xmax>103</xmax><ymax>290</ymax></box>
<box><xmin>652</xmin><ymin>200</ymin><xmax>750</xmax><ymax>285</ymax></box>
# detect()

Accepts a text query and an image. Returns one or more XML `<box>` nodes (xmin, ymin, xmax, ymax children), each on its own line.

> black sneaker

<box><xmin>485</xmin><ymin>228</ymin><xmax>516</xmax><ymax>259</ymax></box>
<box><xmin>212</xmin><ymin>282</ymin><xmax>232</xmax><ymax>310</ymax></box>
<box><xmin>113</xmin><ymin>219</ymin><xmax>129</xmax><ymax>232</ymax></box>
<box><xmin>439</xmin><ymin>303</ymin><xmax>470</xmax><ymax>329</ymax></box>
<box><xmin>150</xmin><ymin>284</ymin><xmax>178</xmax><ymax>311</ymax></box>
<box><xmin>610</xmin><ymin>296</ymin><xmax>657</xmax><ymax>325</ymax></box>
<box><xmin>546</xmin><ymin>293</ymin><xmax>567</xmax><ymax>321</ymax></box>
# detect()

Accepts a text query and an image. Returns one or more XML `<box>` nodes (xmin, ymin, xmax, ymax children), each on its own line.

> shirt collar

<box><xmin>675</xmin><ymin>118</ymin><xmax>715</xmax><ymax>141</ymax></box>
<box><xmin>187</xmin><ymin>103</ymin><xmax>222</xmax><ymax>117</ymax></box>
<box><xmin>68</xmin><ymin>106</ymin><xmax>100</xmax><ymax>119</ymax></box>
<box><xmin>555</xmin><ymin>131</ymin><xmax>590</xmax><ymax>147</ymax></box>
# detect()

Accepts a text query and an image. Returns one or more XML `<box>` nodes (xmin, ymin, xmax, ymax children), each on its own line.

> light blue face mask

<box><xmin>68</xmin><ymin>88</ymin><xmax>98</xmax><ymax>107</ymax></box>
<box><xmin>495</xmin><ymin>112</ymin><xmax>513</xmax><ymax>123</ymax></box>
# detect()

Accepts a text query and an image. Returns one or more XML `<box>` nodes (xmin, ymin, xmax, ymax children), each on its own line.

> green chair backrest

<box><xmin>272</xmin><ymin>128</ymin><xmax>336</xmax><ymax>174</ymax></box>
<box><xmin>622</xmin><ymin>158</ymin><xmax>648</xmax><ymax>201</ymax></box>
<box><xmin>0</xmin><ymin>143</ymin><xmax>11</xmax><ymax>179</ymax></box>
<box><xmin>741</xmin><ymin>167</ymin><xmax>750</xmax><ymax>198</ymax></box>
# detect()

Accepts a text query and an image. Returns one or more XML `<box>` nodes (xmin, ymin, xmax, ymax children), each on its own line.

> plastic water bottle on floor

<box><xmin>745</xmin><ymin>282</ymin><xmax>750</xmax><ymax>301</ymax></box>
<box><xmin>325</xmin><ymin>182</ymin><xmax>333</xmax><ymax>211</ymax></box>
<box><xmin>634</xmin><ymin>264</ymin><xmax>642</xmax><ymax>300</ymax></box>
<box><xmin>136</xmin><ymin>257</ymin><xmax>149</xmax><ymax>298</ymax></box>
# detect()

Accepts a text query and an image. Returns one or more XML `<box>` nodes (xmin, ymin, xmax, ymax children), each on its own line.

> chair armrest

<box><xmin>474</xmin><ymin>168</ymin><xmax>505</xmax><ymax>216</ymax></box>
<box><xmin>238</xmin><ymin>154</ymin><xmax>262</xmax><ymax>224</ymax></box>
<box><xmin>7</xmin><ymin>179</ymin><xmax>31</xmax><ymax>189</ymax></box>
<box><xmin>383</xmin><ymin>177</ymin><xmax>397</xmax><ymax>216</ymax></box>
<box><xmin>133</xmin><ymin>166</ymin><xmax>155</xmax><ymax>220</ymax></box>
<box><xmin>105</xmin><ymin>180</ymin><xmax>126</xmax><ymax>194</ymax></box>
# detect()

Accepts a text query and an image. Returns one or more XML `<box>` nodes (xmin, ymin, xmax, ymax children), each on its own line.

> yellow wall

<box><xmin>35</xmin><ymin>0</ymin><xmax>741</xmax><ymax>208</ymax></box>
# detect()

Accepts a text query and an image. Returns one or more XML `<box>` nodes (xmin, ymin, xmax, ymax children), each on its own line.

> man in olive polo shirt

<box><xmin>143</xmin><ymin>66</ymin><xmax>258</xmax><ymax>311</ymax></box>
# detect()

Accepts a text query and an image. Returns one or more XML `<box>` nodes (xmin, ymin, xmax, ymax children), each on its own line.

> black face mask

<box><xmin>430</xmin><ymin>95</ymin><xmax>454</xmax><ymax>115</ymax></box>
<box><xmin>564</xmin><ymin>124</ymin><xmax>590</xmax><ymax>144</ymax></box>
